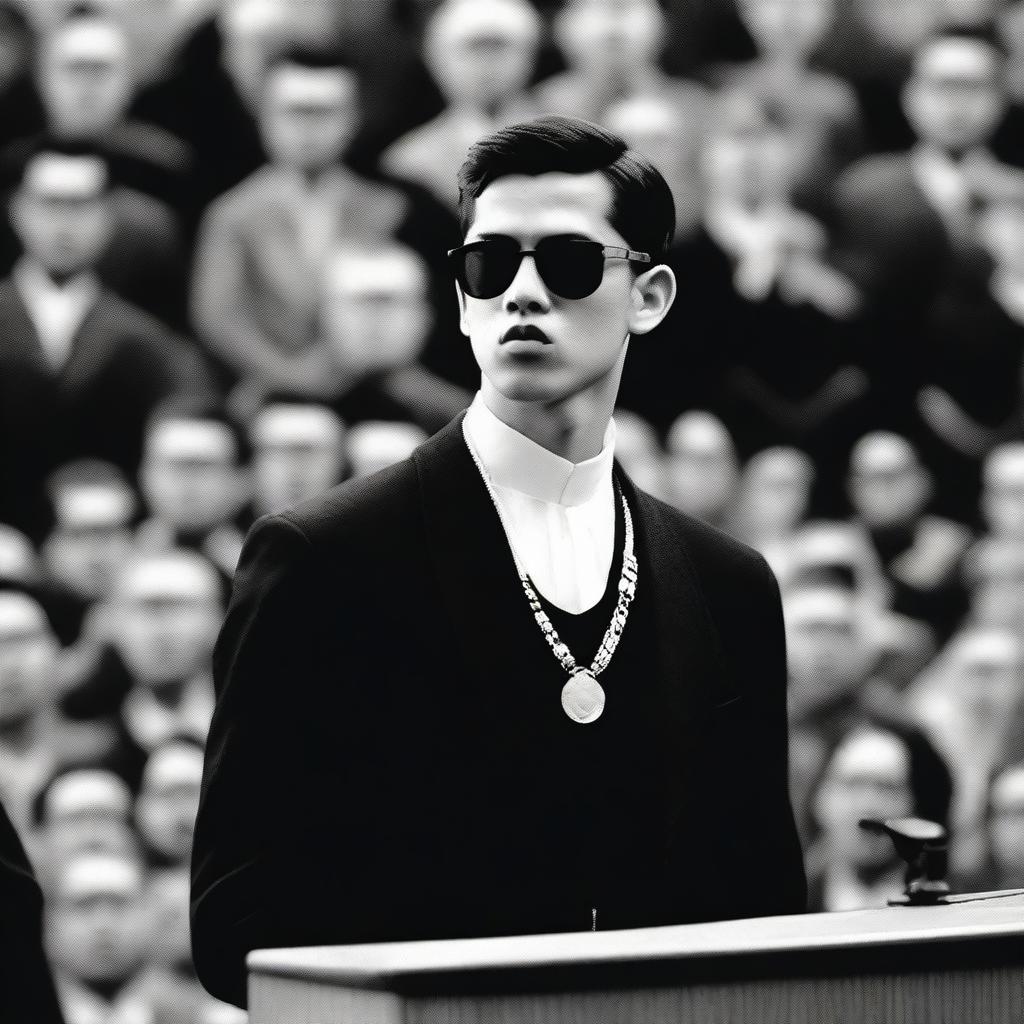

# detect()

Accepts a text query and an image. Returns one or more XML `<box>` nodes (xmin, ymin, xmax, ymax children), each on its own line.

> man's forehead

<box><xmin>268</xmin><ymin>65</ymin><xmax>354</xmax><ymax>108</ymax></box>
<box><xmin>467</xmin><ymin>172</ymin><xmax>618</xmax><ymax>240</ymax></box>
<box><xmin>917</xmin><ymin>38</ymin><xmax>999</xmax><ymax>81</ymax></box>
<box><xmin>831</xmin><ymin>729</ymin><xmax>909</xmax><ymax>779</ymax></box>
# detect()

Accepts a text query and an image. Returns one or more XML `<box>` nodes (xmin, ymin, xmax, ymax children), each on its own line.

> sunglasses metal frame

<box><xmin>446</xmin><ymin>238</ymin><xmax>652</xmax><ymax>299</ymax></box>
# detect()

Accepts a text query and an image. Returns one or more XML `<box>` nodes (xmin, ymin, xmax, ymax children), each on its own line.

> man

<box><xmin>0</xmin><ymin>140</ymin><xmax>208</xmax><ymax>540</ymax></box>
<box><xmin>191</xmin><ymin>115</ymin><xmax>807</xmax><ymax>1008</ymax></box>
<box><xmin>190</xmin><ymin>43</ymin><xmax>465</xmax><ymax>411</ymax></box>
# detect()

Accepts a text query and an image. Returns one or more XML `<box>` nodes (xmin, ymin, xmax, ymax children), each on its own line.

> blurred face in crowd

<box><xmin>0</xmin><ymin>592</ymin><xmax>57</xmax><ymax>730</ymax></box>
<box><xmin>736</xmin><ymin>447</ymin><xmax>814</xmax><ymax>541</ymax></box>
<box><xmin>111</xmin><ymin>553</ymin><xmax>223</xmax><ymax>687</ymax></box>
<box><xmin>903</xmin><ymin>36</ymin><xmax>1006</xmax><ymax>154</ymax></box>
<box><xmin>251</xmin><ymin>404</ymin><xmax>345</xmax><ymax>515</ymax></box>
<box><xmin>220</xmin><ymin>0</ymin><xmax>288</xmax><ymax>106</ymax></box>
<box><xmin>554</xmin><ymin>0</ymin><xmax>665</xmax><ymax>78</ymax></box>
<box><xmin>848</xmin><ymin>433</ymin><xmax>931</xmax><ymax>531</ymax></box>
<box><xmin>982</xmin><ymin>444</ymin><xmax>1024</xmax><ymax>538</ymax></box>
<box><xmin>701</xmin><ymin>92</ymin><xmax>792</xmax><ymax>209</ymax></box>
<box><xmin>812</xmin><ymin>727</ymin><xmax>914</xmax><ymax>869</ymax></box>
<box><xmin>425</xmin><ymin>0</ymin><xmax>539</xmax><ymax>109</ymax></box>
<box><xmin>43</xmin><ymin>478</ymin><xmax>135</xmax><ymax>602</ymax></box>
<box><xmin>457</xmin><ymin>171</ymin><xmax>676</xmax><ymax>413</ymax></box>
<box><xmin>969</xmin><ymin>539</ymin><xmax>1024</xmax><ymax>631</ymax></box>
<box><xmin>39</xmin><ymin>15</ymin><xmax>133</xmax><ymax>137</ymax></box>
<box><xmin>784</xmin><ymin>585</ymin><xmax>872</xmax><ymax>719</ymax></box>
<box><xmin>989</xmin><ymin>763</ymin><xmax>1024</xmax><ymax>880</ymax></box>
<box><xmin>737</xmin><ymin>0</ymin><xmax>834</xmax><ymax>62</ymax></box>
<box><xmin>47</xmin><ymin>854</ymin><xmax>150</xmax><ymax>985</ymax></box>
<box><xmin>141</xmin><ymin>417</ymin><xmax>246</xmax><ymax>534</ymax></box>
<box><xmin>950</xmin><ymin>629</ymin><xmax>1024</xmax><ymax>726</ymax></box>
<box><xmin>610</xmin><ymin>409</ymin><xmax>666</xmax><ymax>498</ymax></box>
<box><xmin>605</xmin><ymin>95</ymin><xmax>703</xmax><ymax>236</ymax></box>
<box><xmin>10</xmin><ymin>152</ymin><xmax>113</xmax><ymax>278</ymax></box>
<box><xmin>40</xmin><ymin>770</ymin><xmax>136</xmax><ymax>863</ymax></box>
<box><xmin>260</xmin><ymin>60</ymin><xmax>358</xmax><ymax>172</ymax></box>
<box><xmin>347</xmin><ymin>421</ymin><xmax>427</xmax><ymax>479</ymax></box>
<box><xmin>665</xmin><ymin>412</ymin><xmax>739</xmax><ymax>523</ymax></box>
<box><xmin>136</xmin><ymin>742</ymin><xmax>204</xmax><ymax>863</ymax></box>
<box><xmin>979</xmin><ymin>199</ymin><xmax>1024</xmax><ymax>275</ymax></box>
<box><xmin>322</xmin><ymin>246</ymin><xmax>433</xmax><ymax>374</ymax></box>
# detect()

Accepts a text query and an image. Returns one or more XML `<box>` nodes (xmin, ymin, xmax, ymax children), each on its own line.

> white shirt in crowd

<box><xmin>462</xmin><ymin>390</ymin><xmax>616</xmax><ymax>615</ymax></box>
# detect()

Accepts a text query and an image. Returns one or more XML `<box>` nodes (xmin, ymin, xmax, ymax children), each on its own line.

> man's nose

<box><xmin>504</xmin><ymin>252</ymin><xmax>551</xmax><ymax>313</ymax></box>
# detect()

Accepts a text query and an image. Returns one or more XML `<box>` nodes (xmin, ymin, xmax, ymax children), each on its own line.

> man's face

<box><xmin>41</xmin><ymin>22</ymin><xmax>133</xmax><ymax>136</ymax></box>
<box><xmin>141</xmin><ymin>420</ymin><xmax>244</xmax><ymax>533</ymax></box>
<box><xmin>952</xmin><ymin>632</ymin><xmax>1024</xmax><ymax>725</ymax></box>
<box><xmin>261</xmin><ymin>64</ymin><xmax>357</xmax><ymax>171</ymax></box>
<box><xmin>738</xmin><ymin>0</ymin><xmax>833</xmax><ymax>60</ymax></box>
<box><xmin>740</xmin><ymin>450</ymin><xmax>813</xmax><ymax>537</ymax></box>
<box><xmin>848</xmin><ymin>454</ymin><xmax>929</xmax><ymax>530</ymax></box>
<box><xmin>0</xmin><ymin>596</ymin><xmax>57</xmax><ymax>728</ymax></box>
<box><xmin>701</xmin><ymin>110</ymin><xmax>792</xmax><ymax>208</ymax></box>
<box><xmin>135</xmin><ymin>748</ymin><xmax>203</xmax><ymax>862</ymax></box>
<box><xmin>429</xmin><ymin>20</ymin><xmax>537</xmax><ymax>108</ymax></box>
<box><xmin>459</xmin><ymin>171</ymin><xmax>645</xmax><ymax>406</ymax></box>
<box><xmin>813</xmin><ymin>728</ymin><xmax>914</xmax><ymax>869</ymax></box>
<box><xmin>982</xmin><ymin>453</ymin><xmax>1024</xmax><ymax>538</ymax></box>
<box><xmin>904</xmin><ymin>38</ymin><xmax>1005</xmax><ymax>153</ymax></box>
<box><xmin>113</xmin><ymin>559</ymin><xmax>222</xmax><ymax>686</ymax></box>
<box><xmin>557</xmin><ymin>0</ymin><xmax>664</xmax><ymax>76</ymax></box>
<box><xmin>12</xmin><ymin>155</ymin><xmax>112</xmax><ymax>276</ymax></box>
<box><xmin>44</xmin><ymin>484</ymin><xmax>134</xmax><ymax>601</ymax></box>
<box><xmin>665</xmin><ymin>416</ymin><xmax>738</xmax><ymax>523</ymax></box>
<box><xmin>47</xmin><ymin>858</ymin><xmax>150</xmax><ymax>984</ymax></box>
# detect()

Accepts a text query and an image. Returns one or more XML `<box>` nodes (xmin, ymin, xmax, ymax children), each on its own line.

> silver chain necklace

<box><xmin>463</xmin><ymin>424</ymin><xmax>638</xmax><ymax>724</ymax></box>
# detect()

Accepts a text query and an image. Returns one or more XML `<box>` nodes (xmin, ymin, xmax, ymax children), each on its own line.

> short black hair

<box><xmin>16</xmin><ymin>137</ymin><xmax>113</xmax><ymax>193</ymax></box>
<box><xmin>145</xmin><ymin>392</ymin><xmax>252</xmax><ymax>466</ymax></box>
<box><xmin>456</xmin><ymin>114</ymin><xmax>677</xmax><ymax>260</ymax></box>
<box><xmin>915</xmin><ymin>23</ymin><xmax>1009</xmax><ymax>67</ymax></box>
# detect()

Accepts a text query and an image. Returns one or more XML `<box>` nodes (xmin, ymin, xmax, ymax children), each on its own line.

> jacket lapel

<box><xmin>412</xmin><ymin>410</ymin><xmax>730</xmax><ymax>844</ymax></box>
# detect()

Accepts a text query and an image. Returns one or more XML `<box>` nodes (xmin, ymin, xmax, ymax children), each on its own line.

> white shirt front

<box><xmin>13</xmin><ymin>259</ymin><xmax>99</xmax><ymax>371</ymax></box>
<box><xmin>462</xmin><ymin>391</ymin><xmax>617</xmax><ymax>615</ymax></box>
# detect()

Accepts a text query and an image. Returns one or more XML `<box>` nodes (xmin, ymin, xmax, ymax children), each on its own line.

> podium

<box><xmin>247</xmin><ymin>890</ymin><xmax>1024</xmax><ymax>1024</ymax></box>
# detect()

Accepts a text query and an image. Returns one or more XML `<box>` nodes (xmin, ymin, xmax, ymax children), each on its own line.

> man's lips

<box><xmin>500</xmin><ymin>325</ymin><xmax>552</xmax><ymax>345</ymax></box>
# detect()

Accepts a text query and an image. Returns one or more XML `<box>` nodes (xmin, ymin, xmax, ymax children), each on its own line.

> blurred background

<box><xmin>4</xmin><ymin>0</ymin><xmax>1024</xmax><ymax>1019</ymax></box>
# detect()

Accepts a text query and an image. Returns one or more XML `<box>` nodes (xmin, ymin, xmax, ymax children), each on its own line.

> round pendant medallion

<box><xmin>561</xmin><ymin>669</ymin><xmax>605</xmax><ymax>724</ymax></box>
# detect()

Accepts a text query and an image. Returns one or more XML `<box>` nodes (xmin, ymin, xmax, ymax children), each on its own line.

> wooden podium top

<box><xmin>248</xmin><ymin>889</ymin><xmax>1024</xmax><ymax>990</ymax></box>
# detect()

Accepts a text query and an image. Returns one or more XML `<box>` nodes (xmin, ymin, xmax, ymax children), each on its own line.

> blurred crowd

<box><xmin>3</xmin><ymin>0</ymin><xmax>1024</xmax><ymax>1019</ymax></box>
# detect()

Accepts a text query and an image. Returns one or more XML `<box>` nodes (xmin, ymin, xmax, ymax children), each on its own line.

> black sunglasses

<box><xmin>447</xmin><ymin>236</ymin><xmax>652</xmax><ymax>300</ymax></box>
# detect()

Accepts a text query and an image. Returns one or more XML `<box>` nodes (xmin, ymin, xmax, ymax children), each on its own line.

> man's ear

<box><xmin>626</xmin><ymin>262</ymin><xmax>677</xmax><ymax>336</ymax></box>
<box><xmin>456</xmin><ymin>281</ymin><xmax>470</xmax><ymax>337</ymax></box>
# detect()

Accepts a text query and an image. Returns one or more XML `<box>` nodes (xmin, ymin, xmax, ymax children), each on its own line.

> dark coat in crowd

<box><xmin>191</xmin><ymin>408</ymin><xmax>807</xmax><ymax>1008</ymax></box>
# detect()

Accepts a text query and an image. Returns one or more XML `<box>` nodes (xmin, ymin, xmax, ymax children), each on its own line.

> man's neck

<box><xmin>479</xmin><ymin>371</ymin><xmax>620</xmax><ymax>463</ymax></box>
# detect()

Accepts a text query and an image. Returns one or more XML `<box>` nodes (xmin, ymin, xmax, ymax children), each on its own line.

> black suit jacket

<box><xmin>190</xmin><ymin>409</ymin><xmax>807</xmax><ymax>1008</ymax></box>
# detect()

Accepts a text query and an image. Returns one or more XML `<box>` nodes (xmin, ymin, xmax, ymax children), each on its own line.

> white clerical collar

<box><xmin>463</xmin><ymin>390</ymin><xmax>615</xmax><ymax>506</ymax></box>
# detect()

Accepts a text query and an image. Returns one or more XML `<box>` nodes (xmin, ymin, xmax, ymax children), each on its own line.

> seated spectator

<box><xmin>962</xmin><ymin>536</ymin><xmax>1024</xmax><ymax>636</ymax></box>
<box><xmin>320</xmin><ymin>243</ymin><xmax>472</xmax><ymax>434</ymax></box>
<box><xmin>40</xmin><ymin>460</ymin><xmax>136</xmax><ymax>644</ymax></box>
<box><xmin>979</xmin><ymin>441</ymin><xmax>1024</xmax><ymax>541</ymax></box>
<box><xmin>719</xmin><ymin>0</ymin><xmax>865</xmax><ymax>213</ymax></box>
<box><xmin>728</xmin><ymin>446</ymin><xmax>815</xmax><ymax>568</ymax></box>
<box><xmin>0</xmin><ymin>141</ymin><xmax>209</xmax><ymax>540</ymax></box>
<box><xmin>906</xmin><ymin>626</ymin><xmax>1024</xmax><ymax>878</ymax></box>
<box><xmin>664</xmin><ymin>410</ymin><xmax>739</xmax><ymax>530</ymax></box>
<box><xmin>380</xmin><ymin>0</ymin><xmax>541</xmax><ymax>213</ymax></box>
<box><xmin>804</xmin><ymin>715</ymin><xmax>953</xmax><ymax>910</ymax></box>
<box><xmin>0</xmin><ymin>590</ymin><xmax>63</xmax><ymax>835</ymax></box>
<box><xmin>846</xmin><ymin>431</ymin><xmax>972</xmax><ymax>641</ymax></box>
<box><xmin>99</xmin><ymin>550</ymin><xmax>221</xmax><ymax>789</ymax></box>
<box><xmin>190</xmin><ymin>43</ymin><xmax>463</xmax><ymax>410</ymax></box>
<box><xmin>914</xmin><ymin>186</ymin><xmax>1024</xmax><ymax>522</ymax></box>
<box><xmin>533</xmin><ymin>0</ymin><xmax>712</xmax><ymax>133</ymax></box>
<box><xmin>250</xmin><ymin>400</ymin><xmax>346</xmax><ymax>516</ymax></box>
<box><xmin>610</xmin><ymin>408</ymin><xmax>667</xmax><ymax>500</ymax></box>
<box><xmin>137</xmin><ymin>396</ymin><xmax>251</xmax><ymax>578</ymax></box>
<box><xmin>346</xmin><ymin>420</ymin><xmax>428</xmax><ymax>479</ymax></box>
<box><xmin>826</xmin><ymin>26</ymin><xmax>1010</xmax><ymax>355</ymax></box>
<box><xmin>30</xmin><ymin>767</ymin><xmax>137</xmax><ymax>871</ymax></box>
<box><xmin>44</xmin><ymin>852</ymin><xmax>156</xmax><ymax>1024</ymax></box>
<box><xmin>134</xmin><ymin>737</ymin><xmax>204</xmax><ymax>870</ymax></box>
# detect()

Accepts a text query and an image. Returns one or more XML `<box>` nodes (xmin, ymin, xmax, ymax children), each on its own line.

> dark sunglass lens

<box><xmin>538</xmin><ymin>239</ymin><xmax>604</xmax><ymax>298</ymax></box>
<box><xmin>461</xmin><ymin>242</ymin><xmax>518</xmax><ymax>298</ymax></box>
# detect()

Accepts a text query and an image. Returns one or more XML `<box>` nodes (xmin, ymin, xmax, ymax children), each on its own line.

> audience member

<box><xmin>963</xmin><ymin>536</ymin><xmax>1024</xmax><ymax>636</ymax></box>
<box><xmin>804</xmin><ymin>715</ymin><xmax>953</xmax><ymax>910</ymax></box>
<box><xmin>609</xmin><ymin>408</ymin><xmax>667</xmax><ymax>500</ymax></box>
<box><xmin>380</xmin><ymin>0</ymin><xmax>541</xmax><ymax>212</ymax></box>
<box><xmin>137</xmin><ymin>396</ymin><xmax>250</xmax><ymax>578</ymax></box>
<box><xmin>134</xmin><ymin>737</ymin><xmax>204</xmax><ymax>870</ymax></box>
<box><xmin>979</xmin><ymin>440</ymin><xmax>1024</xmax><ymax>540</ymax></box>
<box><xmin>978</xmin><ymin>758</ymin><xmax>1024</xmax><ymax>888</ymax></box>
<box><xmin>250</xmin><ymin>400</ymin><xmax>346</xmax><ymax>516</ymax></box>
<box><xmin>846</xmin><ymin>431</ymin><xmax>972</xmax><ymax>640</ymax></box>
<box><xmin>0</xmin><ymin>142</ymin><xmax>208</xmax><ymax>540</ymax></box>
<box><xmin>346</xmin><ymin>420</ymin><xmax>429</xmax><ymax>479</ymax></box>
<box><xmin>664</xmin><ymin>410</ymin><xmax>739</xmax><ymax>530</ymax></box>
